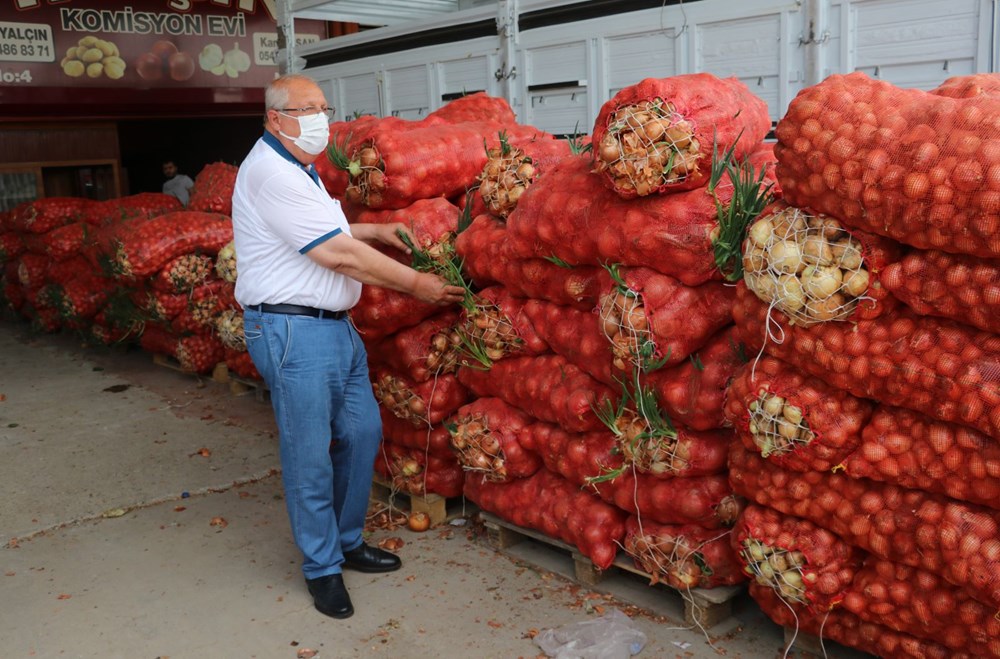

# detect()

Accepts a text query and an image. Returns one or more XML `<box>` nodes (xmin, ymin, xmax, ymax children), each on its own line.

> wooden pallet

<box><xmin>211</xmin><ymin>363</ymin><xmax>269</xmax><ymax>402</ymax></box>
<box><xmin>479</xmin><ymin>511</ymin><xmax>743</xmax><ymax>630</ymax></box>
<box><xmin>369</xmin><ymin>475</ymin><xmax>472</xmax><ymax>527</ymax></box>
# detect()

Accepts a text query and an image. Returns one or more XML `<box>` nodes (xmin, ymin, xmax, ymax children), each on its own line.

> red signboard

<box><xmin>1</xmin><ymin>0</ymin><xmax>325</xmax><ymax>88</ymax></box>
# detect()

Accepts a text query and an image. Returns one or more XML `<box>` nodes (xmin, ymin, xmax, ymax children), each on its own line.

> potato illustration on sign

<box><xmin>135</xmin><ymin>40</ymin><xmax>195</xmax><ymax>82</ymax></box>
<box><xmin>61</xmin><ymin>35</ymin><xmax>125</xmax><ymax>80</ymax></box>
<box><xmin>199</xmin><ymin>42</ymin><xmax>250</xmax><ymax>78</ymax></box>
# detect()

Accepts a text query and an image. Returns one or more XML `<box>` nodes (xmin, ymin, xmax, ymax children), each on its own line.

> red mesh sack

<box><xmin>139</xmin><ymin>279</ymin><xmax>229</xmax><ymax>322</ymax></box>
<box><xmin>751</xmin><ymin>584</ymin><xmax>965</xmax><ymax>659</ymax></box>
<box><xmin>41</xmin><ymin>222</ymin><xmax>90</xmax><ymax>262</ymax></box>
<box><xmin>729</xmin><ymin>446</ymin><xmax>1000</xmax><ymax>608</ymax></box>
<box><xmin>224</xmin><ymin>348</ymin><xmax>260</xmax><ymax>381</ymax></box>
<box><xmin>375</xmin><ymin>440</ymin><xmax>464</xmax><ymax>498</ymax></box>
<box><xmin>456</xmin><ymin>215</ymin><xmax>608</xmax><ymax>309</ymax></box>
<box><xmin>351</xmin><ymin>284</ymin><xmax>443</xmax><ymax>345</ymax></box>
<box><xmin>522</xmin><ymin>299</ymin><xmax>616</xmax><ymax>386</ymax></box>
<box><xmin>463</xmin><ymin>467</ymin><xmax>627</xmax><ymax>569</ymax></box>
<box><xmin>170</xmin><ymin>298</ymin><xmax>221</xmax><ymax>336</ymax></box>
<box><xmin>477</xmin><ymin>133</ymin><xmax>569</xmax><ymax>218</ymax></box>
<box><xmin>43</xmin><ymin>275</ymin><xmax>113</xmax><ymax>323</ymax></box>
<box><xmin>881</xmin><ymin>248</ymin><xmax>999</xmax><ymax>333</ymax></box>
<box><xmin>459</xmin><ymin>286</ymin><xmax>548</xmax><ymax>365</ymax></box>
<box><xmin>315</xmin><ymin>116</ymin><xmax>380</xmax><ymax>198</ymax></box>
<box><xmin>16</xmin><ymin>253</ymin><xmax>48</xmax><ymax>289</ymax></box>
<box><xmin>379</xmin><ymin>407</ymin><xmax>454</xmax><ymax>458</ymax></box>
<box><xmin>643</xmin><ymin>326</ymin><xmax>747</xmax><ymax>431</ymax></box>
<box><xmin>113</xmin><ymin>211</ymin><xmax>232</xmax><ymax>280</ymax></box>
<box><xmin>371</xmin><ymin>367</ymin><xmax>470</xmax><ymax>428</ymax></box>
<box><xmin>597</xmin><ymin>267</ymin><xmax>734</xmax><ymax>372</ymax></box>
<box><xmin>2</xmin><ymin>265</ymin><xmax>25</xmax><ymax>312</ymax></box>
<box><xmin>506</xmin><ymin>145</ymin><xmax>778</xmax><ymax>286</ymax></box>
<box><xmin>733</xmin><ymin>504</ymin><xmax>862</xmax><ymax>612</ymax></box>
<box><xmin>845</xmin><ymin>405</ymin><xmax>1000</xmax><ymax>510</ymax></box>
<box><xmin>188</xmin><ymin>162</ymin><xmax>238</xmax><ymax>216</ymax></box>
<box><xmin>113</xmin><ymin>192</ymin><xmax>184</xmax><ymax>223</ymax></box>
<box><xmin>9</xmin><ymin>197</ymin><xmax>89</xmax><ymax>234</ymax></box>
<box><xmin>592</xmin><ymin>74</ymin><xmax>771</xmax><ymax>198</ymax></box>
<box><xmin>623</xmin><ymin>516</ymin><xmax>746</xmax><ymax>589</ymax></box>
<box><xmin>363</xmin><ymin>197</ymin><xmax>460</xmax><ymax>245</ymax></box>
<box><xmin>370</xmin><ymin>310</ymin><xmax>462</xmax><ymax>382</ymax></box>
<box><xmin>742</xmin><ymin>201</ymin><xmax>902</xmax><ymax>325</ymax></box>
<box><xmin>174</xmin><ymin>333</ymin><xmax>224</xmax><ymax>374</ymax></box>
<box><xmin>150</xmin><ymin>254</ymin><xmax>214</xmax><ymax>294</ymax></box>
<box><xmin>733</xmin><ymin>282</ymin><xmax>1000</xmax><ymax>441</ymax></box>
<box><xmin>723</xmin><ymin>355</ymin><xmax>874</xmax><ymax>472</ymax></box>
<box><xmin>0</xmin><ymin>231</ymin><xmax>25</xmax><ymax>263</ymax></box>
<box><xmin>842</xmin><ymin>558</ymin><xmax>1000</xmax><ymax>656</ymax></box>
<box><xmin>139</xmin><ymin>322</ymin><xmax>177</xmax><ymax>357</ymax></box>
<box><xmin>932</xmin><ymin>73</ymin><xmax>1000</xmax><ymax>99</ymax></box>
<box><xmin>332</xmin><ymin>121</ymin><xmax>546</xmax><ymax>209</ymax></box>
<box><xmin>44</xmin><ymin>255</ymin><xmax>90</xmax><ymax>286</ymax></box>
<box><xmin>424</xmin><ymin>92</ymin><xmax>516</xmax><ymax>125</ymax></box>
<box><xmin>775</xmin><ymin>71</ymin><xmax>1000</xmax><ymax>258</ymax></box>
<box><xmin>457</xmin><ymin>354</ymin><xmax>615</xmax><ymax>432</ymax></box>
<box><xmin>448</xmin><ymin>397</ymin><xmax>543</xmax><ymax>483</ymax></box>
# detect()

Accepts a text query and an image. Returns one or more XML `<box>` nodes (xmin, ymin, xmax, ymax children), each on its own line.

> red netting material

<box><xmin>371</xmin><ymin>367</ymin><xmax>470</xmax><ymax>428</ymax></box>
<box><xmin>113</xmin><ymin>211</ymin><xmax>233</xmax><ymax>280</ymax></box>
<box><xmin>521</xmin><ymin>299</ymin><xmax>616</xmax><ymax>386</ymax></box>
<box><xmin>0</xmin><ymin>231</ymin><xmax>25</xmax><ymax>262</ymax></box>
<box><xmin>463</xmin><ymin>467</ymin><xmax>627</xmax><ymax>570</ymax></box>
<box><xmin>462</xmin><ymin>285</ymin><xmax>549</xmax><ymax>361</ymax></box>
<box><xmin>40</xmin><ymin>222</ymin><xmax>89</xmax><ymax>262</ymax></box>
<box><xmin>733</xmin><ymin>282</ymin><xmax>1000</xmax><ymax>441</ymax></box>
<box><xmin>379</xmin><ymin>408</ymin><xmax>453</xmax><ymax>458</ymax></box>
<box><xmin>592</xmin><ymin>74</ymin><xmax>771</xmax><ymax>198</ymax></box>
<box><xmin>623</xmin><ymin>516</ymin><xmax>745</xmax><ymax>589</ymax></box>
<box><xmin>424</xmin><ymin>92</ymin><xmax>516</xmax><ymax>125</ymax></box>
<box><xmin>733</xmin><ymin>504</ymin><xmax>862</xmax><ymax>612</ymax></box>
<box><xmin>881</xmin><ymin>248</ymin><xmax>1000</xmax><ymax>333</ymax></box>
<box><xmin>448</xmin><ymin>397</ymin><xmax>543</xmax><ymax>483</ymax></box>
<box><xmin>775</xmin><ymin>71</ymin><xmax>1000</xmax><ymax>259</ymax></box>
<box><xmin>729</xmin><ymin>446</ymin><xmax>1000</xmax><ymax>608</ymax></box>
<box><xmin>9</xmin><ymin>197</ymin><xmax>91</xmax><ymax>234</ymax></box>
<box><xmin>506</xmin><ymin>144</ymin><xmax>778</xmax><ymax>286</ymax></box>
<box><xmin>723</xmin><ymin>355</ymin><xmax>874</xmax><ymax>472</ymax></box>
<box><xmin>845</xmin><ymin>404</ymin><xmax>1000</xmax><ymax>510</ymax></box>
<box><xmin>456</xmin><ymin>354</ymin><xmax>615</xmax><ymax>433</ymax></box>
<box><xmin>370</xmin><ymin>310</ymin><xmax>461</xmax><ymax>383</ymax></box>
<box><xmin>478</xmin><ymin>134</ymin><xmax>570</xmax><ymax>218</ymax></box>
<box><xmin>375</xmin><ymin>440</ymin><xmax>464</xmax><ymax>498</ymax></box>
<box><xmin>188</xmin><ymin>162</ymin><xmax>238</xmax><ymax>216</ymax></box>
<box><xmin>224</xmin><ymin>348</ymin><xmax>261</xmax><ymax>381</ymax></box>
<box><xmin>932</xmin><ymin>73</ymin><xmax>1000</xmax><ymax>99</ymax></box>
<box><xmin>150</xmin><ymin>254</ymin><xmax>214</xmax><ymax>294</ymax></box>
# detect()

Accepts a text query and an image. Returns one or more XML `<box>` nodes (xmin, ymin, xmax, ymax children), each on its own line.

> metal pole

<box><xmin>275</xmin><ymin>0</ymin><xmax>297</xmax><ymax>75</ymax></box>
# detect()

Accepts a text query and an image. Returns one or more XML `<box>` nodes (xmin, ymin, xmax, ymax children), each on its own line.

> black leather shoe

<box><xmin>306</xmin><ymin>573</ymin><xmax>354</xmax><ymax>619</ymax></box>
<box><xmin>342</xmin><ymin>542</ymin><xmax>402</xmax><ymax>573</ymax></box>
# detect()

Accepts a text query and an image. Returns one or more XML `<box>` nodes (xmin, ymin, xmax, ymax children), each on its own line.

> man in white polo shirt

<box><xmin>232</xmin><ymin>74</ymin><xmax>464</xmax><ymax>620</ymax></box>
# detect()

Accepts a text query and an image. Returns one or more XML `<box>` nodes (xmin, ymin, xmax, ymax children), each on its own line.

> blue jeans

<box><xmin>243</xmin><ymin>308</ymin><xmax>381</xmax><ymax>579</ymax></box>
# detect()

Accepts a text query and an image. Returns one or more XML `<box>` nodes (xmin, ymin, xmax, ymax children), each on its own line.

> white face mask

<box><xmin>278</xmin><ymin>111</ymin><xmax>330</xmax><ymax>155</ymax></box>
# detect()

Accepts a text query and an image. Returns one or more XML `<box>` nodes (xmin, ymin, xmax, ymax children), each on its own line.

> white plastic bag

<box><xmin>535</xmin><ymin>608</ymin><xmax>647</xmax><ymax>658</ymax></box>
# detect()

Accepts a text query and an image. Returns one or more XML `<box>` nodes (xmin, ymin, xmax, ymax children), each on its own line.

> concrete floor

<box><xmin>0</xmin><ymin>320</ymin><xmax>867</xmax><ymax>659</ymax></box>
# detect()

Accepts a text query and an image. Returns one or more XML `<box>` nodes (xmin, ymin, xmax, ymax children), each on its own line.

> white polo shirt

<box><xmin>232</xmin><ymin>132</ymin><xmax>361</xmax><ymax>311</ymax></box>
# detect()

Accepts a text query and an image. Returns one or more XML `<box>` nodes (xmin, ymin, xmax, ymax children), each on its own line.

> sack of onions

<box><xmin>423</xmin><ymin>92</ymin><xmax>516</xmax><ymax>125</ymax></box>
<box><xmin>40</xmin><ymin>222</ymin><xmax>89</xmax><ymax>262</ymax></box>
<box><xmin>458</xmin><ymin>354</ymin><xmax>615</xmax><ymax>433</ymax></box>
<box><xmin>464</xmin><ymin>467</ymin><xmax>627</xmax><ymax>570</ymax></box>
<box><xmin>843</xmin><ymin>558</ymin><xmax>1000</xmax><ymax>655</ymax></box>
<box><xmin>113</xmin><ymin>211</ymin><xmax>233</xmax><ymax>280</ymax></box>
<box><xmin>931</xmin><ymin>72</ymin><xmax>1000</xmax><ymax>100</ymax></box>
<box><xmin>351</xmin><ymin>283</ymin><xmax>444</xmax><ymax>345</ymax></box>
<box><xmin>641</xmin><ymin>327</ymin><xmax>747</xmax><ymax>432</ymax></box>
<box><xmin>598</xmin><ymin>470</ymin><xmax>741</xmax><ymax>530</ymax></box>
<box><xmin>459</xmin><ymin>286</ymin><xmax>548</xmax><ymax>367</ymax></box>
<box><xmin>365</xmin><ymin>197</ymin><xmax>462</xmax><ymax>260</ymax></box>
<box><xmin>328</xmin><ymin>120</ymin><xmax>544</xmax><ymax>209</ymax></box>
<box><xmin>371</xmin><ymin>311</ymin><xmax>462</xmax><ymax>382</ymax></box>
<box><xmin>845</xmin><ymin>405</ymin><xmax>1000</xmax><ymax>510</ymax></box>
<box><xmin>729</xmin><ymin>447</ymin><xmax>1000</xmax><ymax>608</ymax></box>
<box><xmin>448</xmin><ymin>398</ymin><xmax>542</xmax><ymax>483</ymax></box>
<box><xmin>188</xmin><ymin>162</ymin><xmax>238</xmax><ymax>216</ymax></box>
<box><xmin>224</xmin><ymin>348</ymin><xmax>260</xmax><ymax>380</ymax></box>
<box><xmin>624</xmin><ymin>516</ymin><xmax>746</xmax><ymax>589</ymax></box>
<box><xmin>742</xmin><ymin>201</ymin><xmax>901</xmax><ymax>325</ymax></box>
<box><xmin>375</xmin><ymin>440</ymin><xmax>464</xmax><ymax>498</ymax></box>
<box><xmin>733</xmin><ymin>282</ymin><xmax>1000</xmax><ymax>441</ymax></box>
<box><xmin>733</xmin><ymin>504</ymin><xmax>862</xmax><ymax>611</ymax></box>
<box><xmin>598</xmin><ymin>265</ymin><xmax>734</xmax><ymax>373</ymax></box>
<box><xmin>314</xmin><ymin>116</ymin><xmax>380</xmax><ymax>198</ymax></box>
<box><xmin>880</xmin><ymin>248</ymin><xmax>999</xmax><ymax>333</ymax></box>
<box><xmin>42</xmin><ymin>275</ymin><xmax>113</xmax><ymax>325</ymax></box>
<box><xmin>776</xmin><ymin>72</ymin><xmax>1000</xmax><ymax>259</ymax></box>
<box><xmin>380</xmin><ymin>407</ymin><xmax>454</xmax><ymax>458</ymax></box>
<box><xmin>0</xmin><ymin>231</ymin><xmax>25</xmax><ymax>264</ymax></box>
<box><xmin>477</xmin><ymin>132</ymin><xmax>570</xmax><ymax>218</ymax></box>
<box><xmin>723</xmin><ymin>355</ymin><xmax>874</xmax><ymax>472</ymax></box>
<box><xmin>372</xmin><ymin>367</ymin><xmax>469</xmax><ymax>428</ymax></box>
<box><xmin>215</xmin><ymin>241</ymin><xmax>237</xmax><ymax>283</ymax></box>
<box><xmin>522</xmin><ymin>299</ymin><xmax>616</xmax><ymax>386</ymax></box>
<box><xmin>456</xmin><ymin>215</ymin><xmax>608</xmax><ymax>309</ymax></box>
<box><xmin>16</xmin><ymin>252</ymin><xmax>48</xmax><ymax>290</ymax></box>
<box><xmin>749</xmin><ymin>582</ymin><xmax>961</xmax><ymax>659</ymax></box>
<box><xmin>150</xmin><ymin>254</ymin><xmax>214</xmax><ymax>294</ymax></box>
<box><xmin>214</xmin><ymin>308</ymin><xmax>245</xmax><ymax>351</ymax></box>
<box><xmin>8</xmin><ymin>197</ymin><xmax>91</xmax><ymax>234</ymax></box>
<box><xmin>506</xmin><ymin>144</ymin><xmax>777</xmax><ymax>286</ymax></box>
<box><xmin>592</xmin><ymin>74</ymin><xmax>771</xmax><ymax>198</ymax></box>
<box><xmin>137</xmin><ymin>279</ymin><xmax>228</xmax><ymax>322</ymax></box>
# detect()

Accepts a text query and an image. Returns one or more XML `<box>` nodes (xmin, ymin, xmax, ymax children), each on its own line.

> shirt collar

<box><xmin>262</xmin><ymin>131</ymin><xmax>321</xmax><ymax>187</ymax></box>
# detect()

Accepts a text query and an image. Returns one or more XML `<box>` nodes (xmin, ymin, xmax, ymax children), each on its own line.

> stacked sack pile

<box><xmin>725</xmin><ymin>72</ymin><xmax>1000</xmax><ymax>657</ymax></box>
<box><xmin>0</xmin><ymin>163</ymin><xmax>261</xmax><ymax>379</ymax></box>
<box><xmin>317</xmin><ymin>93</ymin><xmax>566</xmax><ymax>502</ymax></box>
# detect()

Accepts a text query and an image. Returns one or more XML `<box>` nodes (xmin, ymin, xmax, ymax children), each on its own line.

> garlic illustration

<box><xmin>199</xmin><ymin>43</ymin><xmax>224</xmax><ymax>73</ymax></box>
<box><xmin>223</xmin><ymin>42</ymin><xmax>251</xmax><ymax>78</ymax></box>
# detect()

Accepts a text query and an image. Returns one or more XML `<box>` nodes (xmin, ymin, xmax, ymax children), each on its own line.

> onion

<box><xmin>842</xmin><ymin>268</ymin><xmax>870</xmax><ymax>297</ymax></box>
<box><xmin>776</xmin><ymin>274</ymin><xmax>806</xmax><ymax>312</ymax></box>
<box><xmin>802</xmin><ymin>265</ymin><xmax>843</xmax><ymax>299</ymax></box>
<box><xmin>748</xmin><ymin>217</ymin><xmax>774</xmax><ymax>248</ymax></box>
<box><xmin>769</xmin><ymin>240</ymin><xmax>804</xmax><ymax>274</ymax></box>
<box><xmin>407</xmin><ymin>511</ymin><xmax>430</xmax><ymax>532</ymax></box>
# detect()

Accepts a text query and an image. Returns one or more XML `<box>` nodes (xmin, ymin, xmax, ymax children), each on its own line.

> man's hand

<box><xmin>413</xmin><ymin>272</ymin><xmax>466</xmax><ymax>306</ymax></box>
<box><xmin>378</xmin><ymin>222</ymin><xmax>416</xmax><ymax>254</ymax></box>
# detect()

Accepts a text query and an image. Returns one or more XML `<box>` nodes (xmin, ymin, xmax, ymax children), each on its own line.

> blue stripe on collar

<box><xmin>262</xmin><ymin>132</ymin><xmax>321</xmax><ymax>187</ymax></box>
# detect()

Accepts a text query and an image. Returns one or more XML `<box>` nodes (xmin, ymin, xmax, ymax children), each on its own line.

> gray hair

<box><xmin>265</xmin><ymin>74</ymin><xmax>318</xmax><ymax>111</ymax></box>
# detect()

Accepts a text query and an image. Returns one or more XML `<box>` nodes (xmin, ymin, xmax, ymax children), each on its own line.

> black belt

<box><xmin>250</xmin><ymin>303</ymin><xmax>347</xmax><ymax>319</ymax></box>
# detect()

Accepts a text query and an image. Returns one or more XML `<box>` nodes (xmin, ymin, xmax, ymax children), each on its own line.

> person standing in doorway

<box><xmin>231</xmin><ymin>74</ymin><xmax>465</xmax><ymax>620</ymax></box>
<box><xmin>161</xmin><ymin>160</ymin><xmax>194</xmax><ymax>206</ymax></box>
